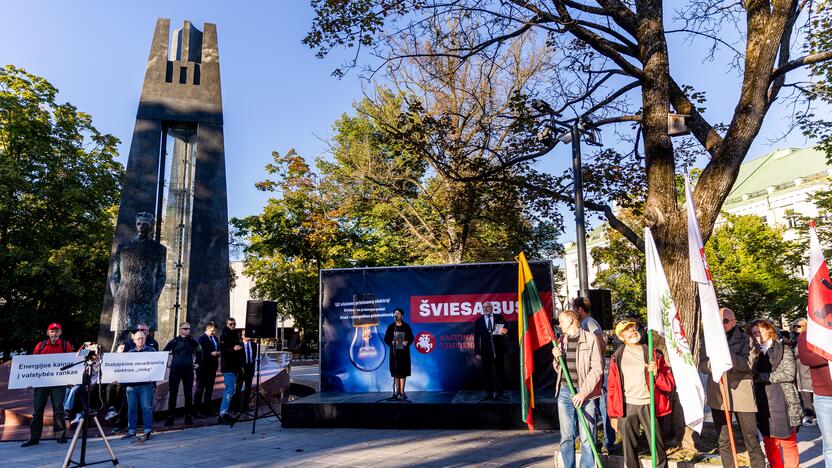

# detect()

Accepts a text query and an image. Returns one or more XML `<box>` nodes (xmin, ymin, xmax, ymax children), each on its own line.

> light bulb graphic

<box><xmin>349</xmin><ymin>324</ymin><xmax>386</xmax><ymax>372</ymax></box>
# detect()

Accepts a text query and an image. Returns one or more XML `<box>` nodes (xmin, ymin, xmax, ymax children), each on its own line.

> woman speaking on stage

<box><xmin>384</xmin><ymin>308</ymin><xmax>414</xmax><ymax>400</ymax></box>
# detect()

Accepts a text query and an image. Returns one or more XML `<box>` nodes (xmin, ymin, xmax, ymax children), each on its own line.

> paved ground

<box><xmin>0</xmin><ymin>420</ymin><xmax>555</xmax><ymax>467</ymax></box>
<box><xmin>0</xmin><ymin>417</ymin><xmax>824</xmax><ymax>468</ymax></box>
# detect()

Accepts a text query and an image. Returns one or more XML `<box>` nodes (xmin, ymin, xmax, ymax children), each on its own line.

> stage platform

<box><xmin>281</xmin><ymin>391</ymin><xmax>558</xmax><ymax>430</ymax></box>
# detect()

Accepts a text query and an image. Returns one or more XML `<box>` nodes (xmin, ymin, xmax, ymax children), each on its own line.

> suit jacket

<box><xmin>198</xmin><ymin>334</ymin><xmax>221</xmax><ymax>371</ymax></box>
<box><xmin>241</xmin><ymin>340</ymin><xmax>259</xmax><ymax>377</ymax></box>
<box><xmin>474</xmin><ymin>314</ymin><xmax>507</xmax><ymax>360</ymax></box>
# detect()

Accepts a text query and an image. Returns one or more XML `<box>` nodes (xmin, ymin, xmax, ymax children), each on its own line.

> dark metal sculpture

<box><xmin>109</xmin><ymin>212</ymin><xmax>166</xmax><ymax>343</ymax></box>
<box><xmin>98</xmin><ymin>19</ymin><xmax>230</xmax><ymax>349</ymax></box>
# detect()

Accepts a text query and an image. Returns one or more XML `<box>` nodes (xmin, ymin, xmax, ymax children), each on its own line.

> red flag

<box><xmin>807</xmin><ymin>221</ymin><xmax>832</xmax><ymax>361</ymax></box>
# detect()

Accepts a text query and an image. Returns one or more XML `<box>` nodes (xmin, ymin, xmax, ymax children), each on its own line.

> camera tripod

<box><xmin>231</xmin><ymin>339</ymin><xmax>280</xmax><ymax>434</ymax></box>
<box><xmin>61</xmin><ymin>359</ymin><xmax>120</xmax><ymax>467</ymax></box>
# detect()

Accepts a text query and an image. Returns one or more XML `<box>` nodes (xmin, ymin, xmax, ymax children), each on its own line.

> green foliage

<box><xmin>232</xmin><ymin>149</ymin><xmax>415</xmax><ymax>333</ymax></box>
<box><xmin>799</xmin><ymin>3</ymin><xmax>832</xmax><ymax>159</ymax></box>
<box><xmin>591</xmin><ymin>213</ymin><xmax>647</xmax><ymax>322</ymax></box>
<box><xmin>785</xmin><ymin>187</ymin><xmax>832</xmax><ymax>259</ymax></box>
<box><xmin>705</xmin><ymin>214</ymin><xmax>806</xmax><ymax>325</ymax></box>
<box><xmin>592</xmin><ymin>211</ymin><xmax>806</xmax><ymax>326</ymax></box>
<box><xmin>0</xmin><ymin>65</ymin><xmax>123</xmax><ymax>357</ymax></box>
<box><xmin>234</xmin><ymin>91</ymin><xmax>563</xmax><ymax>331</ymax></box>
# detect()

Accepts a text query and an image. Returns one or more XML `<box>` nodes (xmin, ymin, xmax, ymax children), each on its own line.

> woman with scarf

<box><xmin>748</xmin><ymin>319</ymin><xmax>802</xmax><ymax>468</ymax></box>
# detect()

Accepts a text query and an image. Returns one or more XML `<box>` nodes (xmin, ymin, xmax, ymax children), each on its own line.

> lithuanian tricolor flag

<box><xmin>516</xmin><ymin>252</ymin><xmax>555</xmax><ymax>431</ymax></box>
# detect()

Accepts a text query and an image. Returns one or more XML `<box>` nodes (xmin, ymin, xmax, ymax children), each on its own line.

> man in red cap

<box><xmin>21</xmin><ymin>323</ymin><xmax>74</xmax><ymax>447</ymax></box>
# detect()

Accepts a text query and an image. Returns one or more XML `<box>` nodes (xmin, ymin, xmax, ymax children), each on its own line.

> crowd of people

<box><xmin>20</xmin><ymin>317</ymin><xmax>260</xmax><ymax>446</ymax></box>
<box><xmin>552</xmin><ymin>298</ymin><xmax>832</xmax><ymax>468</ymax></box>
<box><xmin>16</xmin><ymin>300</ymin><xmax>832</xmax><ymax>468</ymax></box>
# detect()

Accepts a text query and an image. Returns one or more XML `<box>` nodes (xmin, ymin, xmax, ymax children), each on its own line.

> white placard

<box><xmin>9</xmin><ymin>353</ymin><xmax>84</xmax><ymax>389</ymax></box>
<box><xmin>100</xmin><ymin>352</ymin><xmax>169</xmax><ymax>384</ymax></box>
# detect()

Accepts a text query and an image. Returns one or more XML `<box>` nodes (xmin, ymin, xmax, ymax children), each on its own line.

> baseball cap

<box><xmin>48</xmin><ymin>322</ymin><xmax>62</xmax><ymax>330</ymax></box>
<box><xmin>614</xmin><ymin>320</ymin><xmax>636</xmax><ymax>337</ymax></box>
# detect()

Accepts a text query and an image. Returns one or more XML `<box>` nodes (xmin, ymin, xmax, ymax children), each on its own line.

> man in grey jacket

<box><xmin>698</xmin><ymin>308</ymin><xmax>765</xmax><ymax>468</ymax></box>
<box><xmin>552</xmin><ymin>309</ymin><xmax>604</xmax><ymax>468</ymax></box>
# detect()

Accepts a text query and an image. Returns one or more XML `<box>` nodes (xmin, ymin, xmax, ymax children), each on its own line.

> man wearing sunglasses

<box><xmin>698</xmin><ymin>307</ymin><xmax>765</xmax><ymax>468</ymax></box>
<box><xmin>219</xmin><ymin>317</ymin><xmax>243</xmax><ymax>424</ymax></box>
<box><xmin>163</xmin><ymin>322</ymin><xmax>202</xmax><ymax>426</ymax></box>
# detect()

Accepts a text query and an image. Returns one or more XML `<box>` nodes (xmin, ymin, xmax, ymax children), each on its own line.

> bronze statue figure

<box><xmin>110</xmin><ymin>212</ymin><xmax>166</xmax><ymax>344</ymax></box>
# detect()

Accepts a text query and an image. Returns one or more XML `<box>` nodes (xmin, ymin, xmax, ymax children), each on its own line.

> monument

<box><xmin>109</xmin><ymin>212</ymin><xmax>166</xmax><ymax>345</ymax></box>
<box><xmin>99</xmin><ymin>18</ymin><xmax>230</xmax><ymax>349</ymax></box>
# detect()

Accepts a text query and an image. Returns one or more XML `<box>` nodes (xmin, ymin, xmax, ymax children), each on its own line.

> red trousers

<box><xmin>763</xmin><ymin>432</ymin><xmax>799</xmax><ymax>468</ymax></box>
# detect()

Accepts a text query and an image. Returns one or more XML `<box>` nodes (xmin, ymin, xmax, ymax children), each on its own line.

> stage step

<box><xmin>282</xmin><ymin>391</ymin><xmax>558</xmax><ymax>430</ymax></box>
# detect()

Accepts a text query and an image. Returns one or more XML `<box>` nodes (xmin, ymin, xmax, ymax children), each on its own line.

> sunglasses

<box><xmin>181</xmin><ymin>327</ymin><xmax>190</xmax><ymax>330</ymax></box>
<box><xmin>722</xmin><ymin>319</ymin><xmax>734</xmax><ymax>324</ymax></box>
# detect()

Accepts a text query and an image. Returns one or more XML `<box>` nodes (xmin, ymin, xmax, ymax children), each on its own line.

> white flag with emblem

<box><xmin>645</xmin><ymin>227</ymin><xmax>705</xmax><ymax>433</ymax></box>
<box><xmin>685</xmin><ymin>174</ymin><xmax>732</xmax><ymax>382</ymax></box>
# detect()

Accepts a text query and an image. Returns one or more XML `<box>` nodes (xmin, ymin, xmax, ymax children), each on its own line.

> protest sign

<box><xmin>100</xmin><ymin>352</ymin><xmax>169</xmax><ymax>384</ymax></box>
<box><xmin>9</xmin><ymin>353</ymin><xmax>84</xmax><ymax>389</ymax></box>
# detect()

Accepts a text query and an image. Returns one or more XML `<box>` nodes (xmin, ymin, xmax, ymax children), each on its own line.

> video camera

<box><xmin>77</xmin><ymin>342</ymin><xmax>101</xmax><ymax>362</ymax></box>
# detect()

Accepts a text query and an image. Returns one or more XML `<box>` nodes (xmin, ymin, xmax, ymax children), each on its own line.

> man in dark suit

<box><xmin>194</xmin><ymin>321</ymin><xmax>221</xmax><ymax>417</ymax></box>
<box><xmin>474</xmin><ymin>302</ymin><xmax>509</xmax><ymax>399</ymax></box>
<box><xmin>235</xmin><ymin>332</ymin><xmax>259</xmax><ymax>411</ymax></box>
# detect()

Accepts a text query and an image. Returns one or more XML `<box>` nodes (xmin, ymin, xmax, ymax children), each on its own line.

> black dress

<box><xmin>384</xmin><ymin>321</ymin><xmax>414</xmax><ymax>378</ymax></box>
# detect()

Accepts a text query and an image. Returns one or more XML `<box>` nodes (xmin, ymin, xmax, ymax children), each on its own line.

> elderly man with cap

<box><xmin>21</xmin><ymin>323</ymin><xmax>74</xmax><ymax>447</ymax></box>
<box><xmin>607</xmin><ymin>320</ymin><xmax>674</xmax><ymax>468</ymax></box>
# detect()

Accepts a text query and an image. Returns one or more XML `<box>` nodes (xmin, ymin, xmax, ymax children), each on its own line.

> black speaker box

<box><xmin>587</xmin><ymin>289</ymin><xmax>613</xmax><ymax>330</ymax></box>
<box><xmin>245</xmin><ymin>300</ymin><xmax>278</xmax><ymax>339</ymax></box>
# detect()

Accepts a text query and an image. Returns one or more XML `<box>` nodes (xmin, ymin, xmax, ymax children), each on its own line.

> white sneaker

<box><xmin>104</xmin><ymin>408</ymin><xmax>118</xmax><ymax>421</ymax></box>
<box><xmin>803</xmin><ymin>416</ymin><xmax>817</xmax><ymax>426</ymax></box>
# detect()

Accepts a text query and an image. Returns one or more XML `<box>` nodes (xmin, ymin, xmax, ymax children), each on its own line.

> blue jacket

<box><xmin>125</xmin><ymin>345</ymin><xmax>156</xmax><ymax>387</ymax></box>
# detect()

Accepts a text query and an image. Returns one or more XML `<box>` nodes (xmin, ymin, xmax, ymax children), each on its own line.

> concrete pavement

<box><xmin>0</xmin><ymin>418</ymin><xmax>824</xmax><ymax>467</ymax></box>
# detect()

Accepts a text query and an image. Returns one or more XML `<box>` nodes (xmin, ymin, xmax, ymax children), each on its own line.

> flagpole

<box><xmin>555</xmin><ymin>349</ymin><xmax>603</xmax><ymax>468</ymax></box>
<box><xmin>718</xmin><ymin>377</ymin><xmax>740</xmax><ymax>468</ymax></box>
<box><xmin>647</xmin><ymin>330</ymin><xmax>657</xmax><ymax>468</ymax></box>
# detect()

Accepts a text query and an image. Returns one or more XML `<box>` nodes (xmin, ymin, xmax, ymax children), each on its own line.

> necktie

<box><xmin>487</xmin><ymin>316</ymin><xmax>492</xmax><ymax>332</ymax></box>
<box><xmin>211</xmin><ymin>336</ymin><xmax>218</xmax><ymax>350</ymax></box>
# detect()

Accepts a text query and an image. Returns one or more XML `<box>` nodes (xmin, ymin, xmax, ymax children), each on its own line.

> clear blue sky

<box><xmin>0</xmin><ymin>1</ymin><xmax>814</xmax><ymax>244</ymax></box>
<box><xmin>0</xmin><ymin>1</ymin><xmax>367</xmax><ymax>222</ymax></box>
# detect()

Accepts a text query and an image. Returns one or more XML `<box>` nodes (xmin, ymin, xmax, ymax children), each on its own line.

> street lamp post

<box><xmin>543</xmin><ymin>106</ymin><xmax>592</xmax><ymax>300</ymax></box>
<box><xmin>570</xmin><ymin>121</ymin><xmax>590</xmax><ymax>298</ymax></box>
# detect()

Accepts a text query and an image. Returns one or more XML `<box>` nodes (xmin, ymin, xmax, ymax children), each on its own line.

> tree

<box><xmin>705</xmin><ymin>214</ymin><xmax>805</xmax><ymax>325</ymax></box>
<box><xmin>323</xmin><ymin>87</ymin><xmax>563</xmax><ymax>264</ymax></box>
<box><xmin>0</xmin><ymin>65</ymin><xmax>123</xmax><ymax>358</ymax></box>
<box><xmin>304</xmin><ymin>0</ymin><xmax>832</xmax><ymax>365</ymax></box>
<box><xmin>232</xmin><ymin>149</ymin><xmax>419</xmax><ymax>333</ymax></box>
<box><xmin>319</xmin><ymin>20</ymin><xmax>564</xmax><ymax>263</ymax></box>
<box><xmin>592</xmin><ymin>228</ymin><xmax>647</xmax><ymax>321</ymax></box>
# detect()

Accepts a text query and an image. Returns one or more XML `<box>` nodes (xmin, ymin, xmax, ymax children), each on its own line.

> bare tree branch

<box><xmin>770</xmin><ymin>50</ymin><xmax>832</xmax><ymax>81</ymax></box>
<box><xmin>522</xmin><ymin>181</ymin><xmax>645</xmax><ymax>251</ymax></box>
